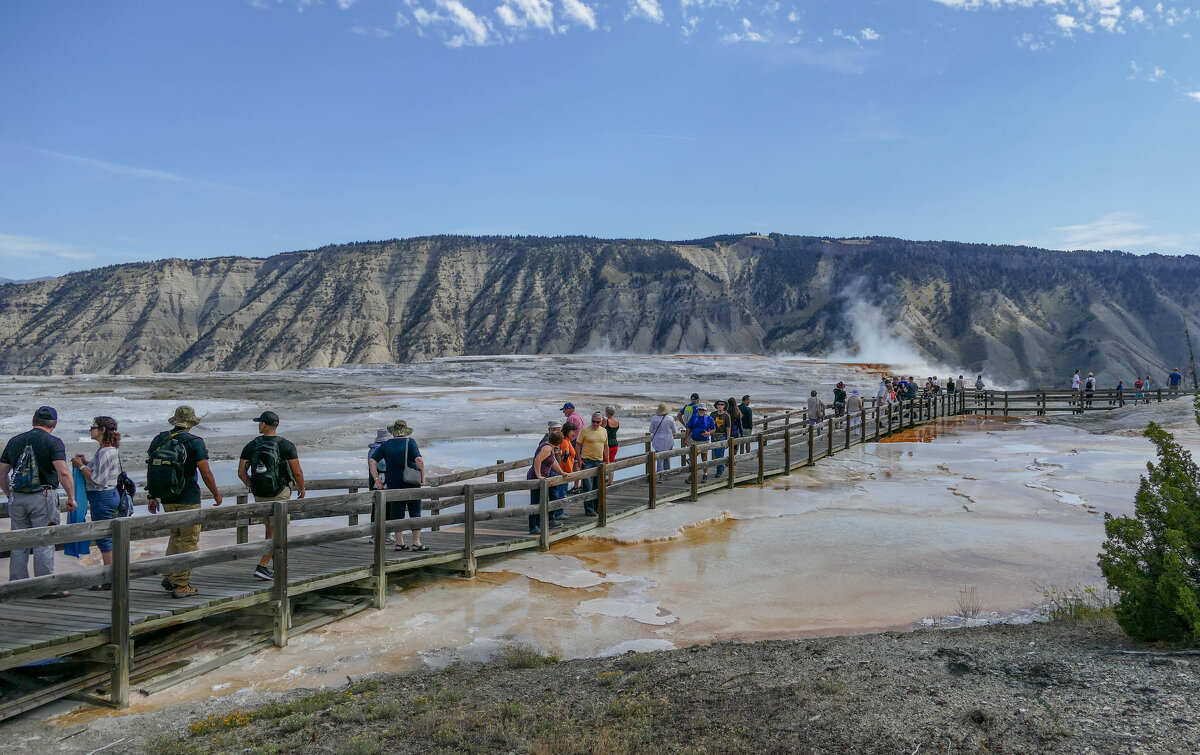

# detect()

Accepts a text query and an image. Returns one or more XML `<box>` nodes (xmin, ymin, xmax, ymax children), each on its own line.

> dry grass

<box><xmin>956</xmin><ymin>585</ymin><xmax>984</xmax><ymax>618</ymax></box>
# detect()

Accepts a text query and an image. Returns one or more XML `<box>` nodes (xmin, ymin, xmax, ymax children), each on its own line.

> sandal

<box><xmin>37</xmin><ymin>591</ymin><xmax>70</xmax><ymax>599</ymax></box>
<box><xmin>395</xmin><ymin>543</ymin><xmax>411</xmax><ymax>551</ymax></box>
<box><xmin>411</xmin><ymin>544</ymin><xmax>429</xmax><ymax>552</ymax></box>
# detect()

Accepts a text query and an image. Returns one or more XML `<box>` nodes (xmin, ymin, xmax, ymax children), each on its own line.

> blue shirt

<box><xmin>1169</xmin><ymin>371</ymin><xmax>1182</xmax><ymax>387</ymax></box>
<box><xmin>687</xmin><ymin>414</ymin><xmax>715</xmax><ymax>442</ymax></box>
<box><xmin>370</xmin><ymin>437</ymin><xmax>421</xmax><ymax>489</ymax></box>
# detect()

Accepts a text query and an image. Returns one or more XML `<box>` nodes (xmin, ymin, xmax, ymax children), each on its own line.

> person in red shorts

<box><xmin>602</xmin><ymin>405</ymin><xmax>620</xmax><ymax>485</ymax></box>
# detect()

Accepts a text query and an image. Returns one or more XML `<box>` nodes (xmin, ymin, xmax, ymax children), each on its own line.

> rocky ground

<box><xmin>11</xmin><ymin>615</ymin><xmax>1198</xmax><ymax>754</ymax></box>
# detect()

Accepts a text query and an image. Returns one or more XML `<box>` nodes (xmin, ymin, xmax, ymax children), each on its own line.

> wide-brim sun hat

<box><xmin>374</xmin><ymin>429</ymin><xmax>390</xmax><ymax>443</ymax></box>
<box><xmin>168</xmin><ymin>405</ymin><xmax>200</xmax><ymax>428</ymax></box>
<box><xmin>387</xmin><ymin>419</ymin><xmax>413</xmax><ymax>437</ymax></box>
<box><xmin>656</xmin><ymin>402</ymin><xmax>670</xmax><ymax>415</ymax></box>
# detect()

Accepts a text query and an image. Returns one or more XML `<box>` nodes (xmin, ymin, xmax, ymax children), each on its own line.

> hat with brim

<box><xmin>374</xmin><ymin>429</ymin><xmax>389</xmax><ymax>443</ymax></box>
<box><xmin>656</xmin><ymin>402</ymin><xmax>671</xmax><ymax>415</ymax></box>
<box><xmin>696</xmin><ymin>403</ymin><xmax>707</xmax><ymax>411</ymax></box>
<box><xmin>387</xmin><ymin>419</ymin><xmax>413</xmax><ymax>437</ymax></box>
<box><xmin>168</xmin><ymin>405</ymin><xmax>200</xmax><ymax>428</ymax></box>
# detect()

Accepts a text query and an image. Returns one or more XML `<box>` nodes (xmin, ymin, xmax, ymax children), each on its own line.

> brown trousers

<box><xmin>164</xmin><ymin>503</ymin><xmax>201</xmax><ymax>587</ymax></box>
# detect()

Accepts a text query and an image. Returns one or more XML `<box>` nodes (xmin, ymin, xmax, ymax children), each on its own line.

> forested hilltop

<box><xmin>0</xmin><ymin>234</ymin><xmax>1196</xmax><ymax>384</ymax></box>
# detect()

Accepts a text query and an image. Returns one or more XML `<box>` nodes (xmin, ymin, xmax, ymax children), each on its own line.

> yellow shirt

<box><xmin>580</xmin><ymin>426</ymin><xmax>608</xmax><ymax>461</ymax></box>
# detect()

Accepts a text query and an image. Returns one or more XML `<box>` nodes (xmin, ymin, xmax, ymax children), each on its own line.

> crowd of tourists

<box><xmin>1071</xmin><ymin>368</ymin><xmax>1186</xmax><ymax>409</ymax></box>
<box><xmin>4</xmin><ymin>366</ymin><xmax>1190</xmax><ymax>598</ymax></box>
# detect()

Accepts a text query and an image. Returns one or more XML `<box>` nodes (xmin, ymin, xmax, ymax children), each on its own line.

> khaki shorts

<box><xmin>251</xmin><ymin>486</ymin><xmax>291</xmax><ymax>525</ymax></box>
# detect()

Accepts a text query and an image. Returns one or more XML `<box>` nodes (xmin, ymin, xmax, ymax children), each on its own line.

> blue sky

<box><xmin>1</xmin><ymin>0</ymin><xmax>1197</xmax><ymax>279</ymax></box>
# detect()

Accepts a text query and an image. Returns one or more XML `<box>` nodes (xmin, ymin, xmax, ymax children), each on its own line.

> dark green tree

<box><xmin>1098</xmin><ymin>412</ymin><xmax>1200</xmax><ymax>641</ymax></box>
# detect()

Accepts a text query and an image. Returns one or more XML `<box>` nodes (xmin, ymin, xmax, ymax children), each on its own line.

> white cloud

<box><xmin>1045</xmin><ymin>212</ymin><xmax>1193</xmax><ymax>251</ymax></box>
<box><xmin>1053</xmin><ymin>13</ymin><xmax>1076</xmax><ymax>33</ymax></box>
<box><xmin>1187</xmin><ymin>91</ymin><xmax>1200</xmax><ymax>101</ymax></box>
<box><xmin>351</xmin><ymin>25</ymin><xmax>394</xmax><ymax>37</ymax></box>
<box><xmin>0</xmin><ymin>233</ymin><xmax>93</xmax><ymax>263</ymax></box>
<box><xmin>1129</xmin><ymin>5</ymin><xmax>1146</xmax><ymax>22</ymax></box>
<box><xmin>860</xmin><ymin>27</ymin><xmax>880</xmax><ymax>40</ymax></box>
<box><xmin>1148</xmin><ymin>65</ymin><xmax>1166</xmax><ymax>80</ymax></box>
<box><xmin>25</xmin><ymin>146</ymin><xmax>249</xmax><ymax>193</ymax></box>
<box><xmin>561</xmin><ymin>0</ymin><xmax>597</xmax><ymax>29</ymax></box>
<box><xmin>628</xmin><ymin>0</ymin><xmax>665</xmax><ymax>23</ymax></box>
<box><xmin>411</xmin><ymin>0</ymin><xmax>494</xmax><ymax>46</ymax></box>
<box><xmin>337</xmin><ymin>0</ymin><xmax>355</xmax><ymax>8</ymax></box>
<box><xmin>723</xmin><ymin>17</ymin><xmax>766</xmax><ymax>42</ymax></box>
<box><xmin>497</xmin><ymin>0</ymin><xmax>556</xmax><ymax>31</ymax></box>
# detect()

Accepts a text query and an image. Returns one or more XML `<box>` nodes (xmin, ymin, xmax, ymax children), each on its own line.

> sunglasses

<box><xmin>89</xmin><ymin>425</ymin><xmax>100</xmax><ymax>431</ymax></box>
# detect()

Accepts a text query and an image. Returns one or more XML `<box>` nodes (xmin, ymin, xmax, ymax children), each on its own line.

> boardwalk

<box><xmin>0</xmin><ymin>388</ymin><xmax>1190</xmax><ymax>719</ymax></box>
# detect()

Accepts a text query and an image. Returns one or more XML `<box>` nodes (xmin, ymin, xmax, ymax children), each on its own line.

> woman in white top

<box><xmin>71</xmin><ymin>416</ymin><xmax>122</xmax><ymax>585</ymax></box>
<box><xmin>648</xmin><ymin>403</ymin><xmax>677</xmax><ymax>474</ymax></box>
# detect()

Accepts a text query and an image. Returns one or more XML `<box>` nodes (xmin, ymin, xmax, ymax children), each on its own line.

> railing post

<box><xmin>756</xmin><ymin>434</ymin><xmax>765</xmax><ymax>484</ymax></box>
<box><xmin>272</xmin><ymin>499</ymin><xmax>290</xmax><ymax>648</ymax></box>
<box><xmin>645</xmin><ymin>443</ymin><xmax>653</xmax><ymax>479</ymax></box>
<box><xmin>827</xmin><ymin>418</ymin><xmax>834</xmax><ymax>455</ymax></box>
<box><xmin>1157</xmin><ymin>388</ymin><xmax>1162</xmax><ymax>403</ymax></box>
<box><xmin>538</xmin><ymin>479</ymin><xmax>550</xmax><ymax>551</ymax></box>
<box><xmin>597</xmin><ymin>463</ymin><xmax>608</xmax><ymax>527</ymax></box>
<box><xmin>236</xmin><ymin>493</ymin><xmax>249</xmax><ymax>544</ymax></box>
<box><xmin>874</xmin><ymin>405</ymin><xmax>880</xmax><ymax>439</ymax></box>
<box><xmin>372</xmin><ymin>491</ymin><xmax>387</xmax><ymax>609</ymax></box>
<box><xmin>689</xmin><ymin>445</ymin><xmax>699</xmax><ymax>501</ymax></box>
<box><xmin>462</xmin><ymin>485</ymin><xmax>476</xmax><ymax>578</ymax></box>
<box><xmin>783</xmin><ymin>429</ymin><xmax>792</xmax><ymax>472</ymax></box>
<box><xmin>860</xmin><ymin>408</ymin><xmax>867</xmax><ymax>442</ymax></box>
<box><xmin>496</xmin><ymin>462</ymin><xmax>505</xmax><ymax>509</ymax></box>
<box><xmin>1003</xmin><ymin>392</ymin><xmax>1009</xmax><ymax>416</ymax></box>
<box><xmin>109</xmin><ymin>517</ymin><xmax>131</xmax><ymax>709</ymax></box>
<box><xmin>887</xmin><ymin>403</ymin><xmax>893</xmax><ymax>436</ymax></box>
<box><xmin>727</xmin><ymin>436</ymin><xmax>736</xmax><ymax>488</ymax></box>
<box><xmin>347</xmin><ymin>487</ymin><xmax>359</xmax><ymax>526</ymax></box>
<box><xmin>808</xmin><ymin>423</ymin><xmax>814</xmax><ymax>463</ymax></box>
<box><xmin>647</xmin><ymin>451</ymin><xmax>657</xmax><ymax>507</ymax></box>
<box><xmin>845</xmin><ymin>412</ymin><xmax>851</xmax><ymax>449</ymax></box>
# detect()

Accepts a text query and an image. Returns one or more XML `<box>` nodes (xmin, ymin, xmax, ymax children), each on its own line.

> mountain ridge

<box><xmin>1</xmin><ymin>233</ymin><xmax>1196</xmax><ymax>385</ymax></box>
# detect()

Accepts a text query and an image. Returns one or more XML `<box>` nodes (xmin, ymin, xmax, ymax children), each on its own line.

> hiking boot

<box><xmin>253</xmin><ymin>564</ymin><xmax>274</xmax><ymax>581</ymax></box>
<box><xmin>172</xmin><ymin>584</ymin><xmax>199</xmax><ymax>599</ymax></box>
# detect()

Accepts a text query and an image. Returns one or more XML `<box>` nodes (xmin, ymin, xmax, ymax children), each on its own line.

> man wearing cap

<box><xmin>577</xmin><ymin>412</ymin><xmax>608</xmax><ymax>514</ymax></box>
<box><xmin>0</xmin><ymin>406</ymin><xmax>76</xmax><ymax>594</ymax></box>
<box><xmin>238</xmin><ymin>411</ymin><xmax>305</xmax><ymax>581</ymax></box>
<box><xmin>369</xmin><ymin>420</ymin><xmax>427</xmax><ymax>551</ymax></box>
<box><xmin>685</xmin><ymin>404</ymin><xmax>716</xmax><ymax>481</ymax></box>
<box><xmin>677</xmin><ymin>393</ymin><xmax>701</xmax><ymax>463</ymax></box>
<box><xmin>146</xmin><ymin>406</ymin><xmax>223</xmax><ymax>598</ymax></box>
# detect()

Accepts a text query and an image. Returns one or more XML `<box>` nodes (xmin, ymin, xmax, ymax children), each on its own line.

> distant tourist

<box><xmin>1084</xmin><ymin>373</ymin><xmax>1096</xmax><ymax>409</ymax></box>
<box><xmin>832</xmin><ymin>382</ymin><xmax>847</xmax><ymax>418</ymax></box>
<box><xmin>560</xmin><ymin>402</ymin><xmax>586</xmax><ymax>478</ymax></box>
<box><xmin>1113</xmin><ymin>379</ymin><xmax>1125</xmax><ymax>407</ymax></box>
<box><xmin>552</xmin><ymin>425</ymin><xmax>577</xmax><ymax>522</ymax></box>
<box><xmin>0</xmin><ymin>406</ymin><xmax>76</xmax><ymax>595</ymax></box>
<box><xmin>877</xmin><ymin>378</ymin><xmax>891</xmax><ymax>406</ymax></box>
<box><xmin>725</xmin><ymin>396</ymin><xmax>743</xmax><ymax>451</ymax></box>
<box><xmin>711</xmin><ymin>400</ymin><xmax>731</xmax><ymax>478</ymax></box>
<box><xmin>847</xmin><ymin>389</ymin><xmax>864</xmax><ymax>428</ymax></box>
<box><xmin>1143</xmin><ymin>375</ymin><xmax>1154</xmax><ymax>398</ymax></box>
<box><xmin>807</xmin><ymin>390</ymin><xmax>827</xmax><ymax>433</ymax></box>
<box><xmin>947</xmin><ymin>376</ymin><xmax>956</xmax><ymax>394</ymax></box>
<box><xmin>649</xmin><ymin>403</ymin><xmax>677</xmax><ymax>477</ymax></box>
<box><xmin>677</xmin><ymin>393</ymin><xmax>701</xmax><ymax>462</ymax></box>
<box><xmin>578</xmin><ymin>412</ymin><xmax>608</xmax><ymax>512</ymax></box>
<box><xmin>367</xmin><ymin>429</ymin><xmax>388</xmax><ymax>493</ymax></box>
<box><xmin>1169</xmin><ymin>367</ymin><xmax>1183</xmax><ymax>396</ymax></box>
<box><xmin>685</xmin><ymin>404</ymin><xmax>715</xmax><ymax>482</ymax></box>
<box><xmin>974</xmin><ymin>375</ymin><xmax>985</xmax><ymax>405</ymax></box>
<box><xmin>1071</xmin><ymin>369</ymin><xmax>1082</xmax><ymax>406</ymax></box>
<box><xmin>146</xmin><ymin>406</ymin><xmax>223</xmax><ymax>599</ymax></box>
<box><xmin>369</xmin><ymin>420</ymin><xmax>426</xmax><ymax>551</ymax></box>
<box><xmin>72</xmin><ymin>416</ymin><xmax>122</xmax><ymax>588</ymax></box>
<box><xmin>1133</xmin><ymin>377</ymin><xmax>1145</xmax><ymax>405</ymax></box>
<box><xmin>526</xmin><ymin>429</ymin><xmax>565</xmax><ymax>534</ymax></box>
<box><xmin>738</xmin><ymin>395</ymin><xmax>753</xmax><ymax>453</ymax></box>
<box><xmin>602</xmin><ymin>405</ymin><xmax>620</xmax><ymax>485</ymax></box>
<box><xmin>238</xmin><ymin>411</ymin><xmax>306</xmax><ymax>580</ymax></box>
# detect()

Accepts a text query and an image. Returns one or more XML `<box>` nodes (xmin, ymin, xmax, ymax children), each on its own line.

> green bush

<box><xmin>1098</xmin><ymin>421</ymin><xmax>1200</xmax><ymax>641</ymax></box>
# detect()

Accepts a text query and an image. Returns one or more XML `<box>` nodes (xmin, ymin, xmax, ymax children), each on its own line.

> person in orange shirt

<box><xmin>551</xmin><ymin>425</ymin><xmax>578</xmax><ymax>523</ymax></box>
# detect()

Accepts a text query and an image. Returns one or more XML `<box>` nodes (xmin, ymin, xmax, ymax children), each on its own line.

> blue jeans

<box><xmin>551</xmin><ymin>483</ymin><xmax>567</xmax><ymax>519</ymax></box>
<box><xmin>713</xmin><ymin>442</ymin><xmax>726</xmax><ymax>477</ymax></box>
<box><xmin>528</xmin><ymin>486</ymin><xmax>564</xmax><ymax>531</ymax></box>
<box><xmin>580</xmin><ymin>459</ymin><xmax>602</xmax><ymax>513</ymax></box>
<box><xmin>88</xmin><ymin>488</ymin><xmax>120</xmax><ymax>552</ymax></box>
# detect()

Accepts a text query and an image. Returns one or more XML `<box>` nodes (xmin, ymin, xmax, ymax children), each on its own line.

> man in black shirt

<box><xmin>237</xmin><ymin>411</ymin><xmax>305</xmax><ymax>581</ymax></box>
<box><xmin>0</xmin><ymin>406</ymin><xmax>76</xmax><ymax>594</ymax></box>
<box><xmin>738</xmin><ymin>396</ymin><xmax>753</xmax><ymax>453</ymax></box>
<box><xmin>146</xmin><ymin>406</ymin><xmax>223</xmax><ymax>598</ymax></box>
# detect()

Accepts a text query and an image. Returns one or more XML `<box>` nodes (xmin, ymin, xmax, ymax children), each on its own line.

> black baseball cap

<box><xmin>690</xmin><ymin>393</ymin><xmax>700</xmax><ymax>400</ymax></box>
<box><xmin>33</xmin><ymin>406</ymin><xmax>57</xmax><ymax>422</ymax></box>
<box><xmin>253</xmin><ymin>411</ymin><xmax>280</xmax><ymax>427</ymax></box>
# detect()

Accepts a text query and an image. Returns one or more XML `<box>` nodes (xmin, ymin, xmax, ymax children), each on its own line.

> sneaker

<box><xmin>385</xmin><ymin>533</ymin><xmax>396</xmax><ymax>545</ymax></box>
<box><xmin>253</xmin><ymin>564</ymin><xmax>274</xmax><ymax>581</ymax></box>
<box><xmin>549</xmin><ymin>520</ymin><xmax>564</xmax><ymax>529</ymax></box>
<box><xmin>172</xmin><ymin>584</ymin><xmax>198</xmax><ymax>599</ymax></box>
<box><xmin>529</xmin><ymin>526</ymin><xmax>541</xmax><ymax>535</ymax></box>
<box><xmin>702</xmin><ymin>473</ymin><xmax>708</xmax><ymax>482</ymax></box>
<box><xmin>584</xmin><ymin>510</ymin><xmax>598</xmax><ymax>517</ymax></box>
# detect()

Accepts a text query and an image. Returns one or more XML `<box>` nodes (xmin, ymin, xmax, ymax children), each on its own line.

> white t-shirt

<box><xmin>1071</xmin><ymin>373</ymin><xmax>1081</xmax><ymax>389</ymax></box>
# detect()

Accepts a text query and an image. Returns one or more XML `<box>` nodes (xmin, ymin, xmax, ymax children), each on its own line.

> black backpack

<box><xmin>146</xmin><ymin>431</ymin><xmax>189</xmax><ymax>499</ymax></box>
<box><xmin>248</xmin><ymin>437</ymin><xmax>288</xmax><ymax>497</ymax></box>
<box><xmin>11</xmin><ymin>444</ymin><xmax>43</xmax><ymax>494</ymax></box>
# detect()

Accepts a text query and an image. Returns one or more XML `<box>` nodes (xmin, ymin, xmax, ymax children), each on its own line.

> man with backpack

<box><xmin>146</xmin><ymin>406</ymin><xmax>223</xmax><ymax>598</ymax></box>
<box><xmin>237</xmin><ymin>411</ymin><xmax>305</xmax><ymax>581</ymax></box>
<box><xmin>0</xmin><ymin>406</ymin><xmax>76</xmax><ymax>594</ymax></box>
